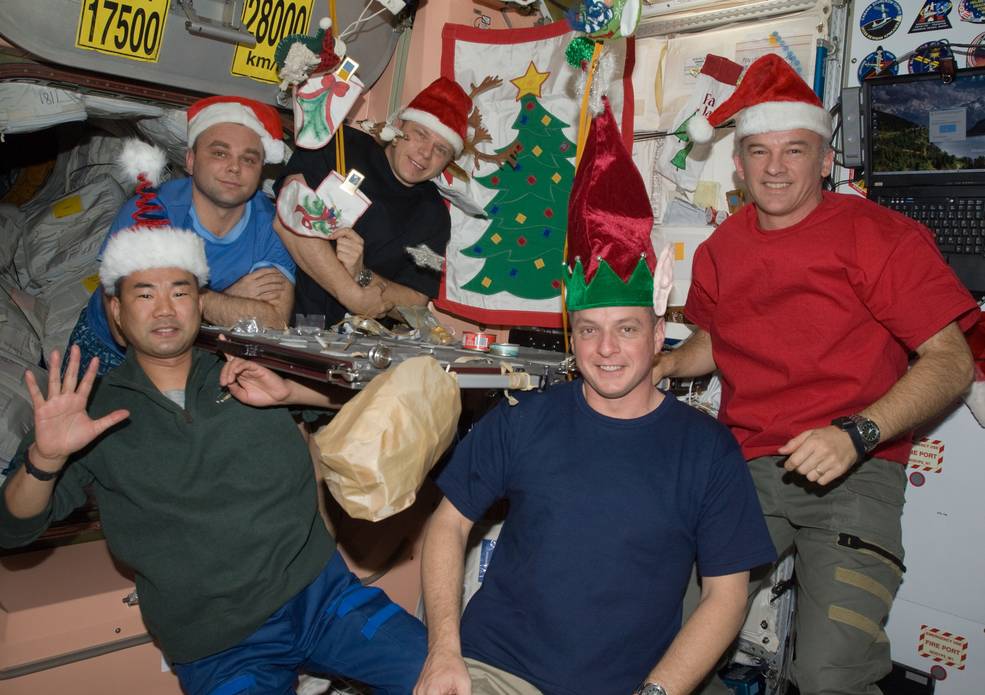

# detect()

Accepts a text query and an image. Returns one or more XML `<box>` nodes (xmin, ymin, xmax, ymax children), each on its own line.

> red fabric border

<box><xmin>436</xmin><ymin>21</ymin><xmax>636</xmax><ymax>327</ymax></box>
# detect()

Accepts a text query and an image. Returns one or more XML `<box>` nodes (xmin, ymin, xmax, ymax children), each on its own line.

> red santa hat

<box><xmin>187</xmin><ymin>95</ymin><xmax>286</xmax><ymax>163</ymax></box>
<box><xmin>687</xmin><ymin>54</ymin><xmax>832</xmax><ymax>145</ymax></box>
<box><xmin>398</xmin><ymin>77</ymin><xmax>473</xmax><ymax>156</ymax></box>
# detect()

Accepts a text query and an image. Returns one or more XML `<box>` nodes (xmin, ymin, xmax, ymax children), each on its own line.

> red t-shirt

<box><xmin>686</xmin><ymin>192</ymin><xmax>979</xmax><ymax>464</ymax></box>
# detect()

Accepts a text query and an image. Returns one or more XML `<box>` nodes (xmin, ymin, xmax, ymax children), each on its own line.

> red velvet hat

<box><xmin>399</xmin><ymin>77</ymin><xmax>473</xmax><ymax>156</ymax></box>
<box><xmin>187</xmin><ymin>95</ymin><xmax>286</xmax><ymax>163</ymax></box>
<box><xmin>565</xmin><ymin>98</ymin><xmax>673</xmax><ymax>314</ymax></box>
<box><xmin>688</xmin><ymin>54</ymin><xmax>831</xmax><ymax>144</ymax></box>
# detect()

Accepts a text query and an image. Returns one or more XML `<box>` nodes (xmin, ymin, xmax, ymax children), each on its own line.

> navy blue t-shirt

<box><xmin>437</xmin><ymin>380</ymin><xmax>776</xmax><ymax>695</ymax></box>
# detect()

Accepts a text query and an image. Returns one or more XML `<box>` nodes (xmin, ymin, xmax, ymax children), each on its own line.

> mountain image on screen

<box><xmin>873</xmin><ymin>110</ymin><xmax>985</xmax><ymax>172</ymax></box>
<box><xmin>871</xmin><ymin>78</ymin><xmax>985</xmax><ymax>173</ymax></box>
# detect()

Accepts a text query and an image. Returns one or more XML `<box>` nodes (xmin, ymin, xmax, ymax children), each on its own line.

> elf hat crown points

<box><xmin>187</xmin><ymin>95</ymin><xmax>286</xmax><ymax>163</ymax></box>
<box><xmin>398</xmin><ymin>77</ymin><xmax>473</xmax><ymax>157</ymax></box>
<box><xmin>687</xmin><ymin>54</ymin><xmax>831</xmax><ymax>145</ymax></box>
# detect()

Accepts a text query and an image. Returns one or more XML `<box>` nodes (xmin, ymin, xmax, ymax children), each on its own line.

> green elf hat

<box><xmin>565</xmin><ymin>97</ymin><xmax>673</xmax><ymax>314</ymax></box>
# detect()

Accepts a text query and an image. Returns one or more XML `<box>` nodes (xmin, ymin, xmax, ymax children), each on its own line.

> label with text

<box><xmin>231</xmin><ymin>0</ymin><xmax>314</xmax><ymax>84</ymax></box>
<box><xmin>918</xmin><ymin>625</ymin><xmax>968</xmax><ymax>670</ymax></box>
<box><xmin>908</xmin><ymin>437</ymin><xmax>944</xmax><ymax>473</ymax></box>
<box><xmin>76</xmin><ymin>0</ymin><xmax>169</xmax><ymax>63</ymax></box>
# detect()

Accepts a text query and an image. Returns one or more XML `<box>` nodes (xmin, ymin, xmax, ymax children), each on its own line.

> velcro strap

<box><xmin>334</xmin><ymin>585</ymin><xmax>383</xmax><ymax>617</ymax></box>
<box><xmin>360</xmin><ymin>603</ymin><xmax>403</xmax><ymax>639</ymax></box>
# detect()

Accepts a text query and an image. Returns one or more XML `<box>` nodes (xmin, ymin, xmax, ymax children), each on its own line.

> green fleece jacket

<box><xmin>0</xmin><ymin>349</ymin><xmax>335</xmax><ymax>663</ymax></box>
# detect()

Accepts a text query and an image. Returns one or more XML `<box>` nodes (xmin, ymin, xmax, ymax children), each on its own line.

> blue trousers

<box><xmin>172</xmin><ymin>552</ymin><xmax>427</xmax><ymax>695</ymax></box>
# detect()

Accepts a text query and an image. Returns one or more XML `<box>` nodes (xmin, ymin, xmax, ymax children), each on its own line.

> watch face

<box><xmin>857</xmin><ymin>418</ymin><xmax>881</xmax><ymax>448</ymax></box>
<box><xmin>639</xmin><ymin>685</ymin><xmax>668</xmax><ymax>695</ymax></box>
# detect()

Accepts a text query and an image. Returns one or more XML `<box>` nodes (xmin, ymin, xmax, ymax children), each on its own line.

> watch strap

<box><xmin>831</xmin><ymin>416</ymin><xmax>865</xmax><ymax>461</ymax></box>
<box><xmin>22</xmin><ymin>450</ymin><xmax>60</xmax><ymax>482</ymax></box>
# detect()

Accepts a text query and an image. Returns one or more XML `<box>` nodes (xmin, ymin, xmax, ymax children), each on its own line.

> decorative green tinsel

<box><xmin>565</xmin><ymin>37</ymin><xmax>598</xmax><ymax>69</ymax></box>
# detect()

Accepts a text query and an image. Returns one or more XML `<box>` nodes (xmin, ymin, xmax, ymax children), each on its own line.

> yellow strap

<box><xmin>329</xmin><ymin>0</ymin><xmax>345</xmax><ymax>175</ymax></box>
<box><xmin>573</xmin><ymin>42</ymin><xmax>603</xmax><ymax>171</ymax></box>
<box><xmin>561</xmin><ymin>41</ymin><xmax>604</xmax><ymax>357</ymax></box>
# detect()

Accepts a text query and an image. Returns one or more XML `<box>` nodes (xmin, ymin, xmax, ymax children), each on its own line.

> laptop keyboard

<box><xmin>877</xmin><ymin>195</ymin><xmax>985</xmax><ymax>297</ymax></box>
<box><xmin>880</xmin><ymin>196</ymin><xmax>985</xmax><ymax>255</ymax></box>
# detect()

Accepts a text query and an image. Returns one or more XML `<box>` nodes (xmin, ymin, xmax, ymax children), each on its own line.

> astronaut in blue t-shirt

<box><xmin>415</xmin><ymin>104</ymin><xmax>776</xmax><ymax>695</ymax></box>
<box><xmin>67</xmin><ymin>96</ymin><xmax>296</xmax><ymax>375</ymax></box>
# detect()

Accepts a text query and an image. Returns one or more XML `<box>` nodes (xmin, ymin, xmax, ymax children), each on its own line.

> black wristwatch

<box><xmin>22</xmin><ymin>451</ymin><xmax>60</xmax><ymax>482</ymax></box>
<box><xmin>356</xmin><ymin>268</ymin><xmax>374</xmax><ymax>287</ymax></box>
<box><xmin>636</xmin><ymin>684</ymin><xmax>668</xmax><ymax>695</ymax></box>
<box><xmin>831</xmin><ymin>414</ymin><xmax>881</xmax><ymax>461</ymax></box>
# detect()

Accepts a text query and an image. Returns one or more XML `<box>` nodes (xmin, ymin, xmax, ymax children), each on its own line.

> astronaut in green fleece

<box><xmin>0</xmin><ymin>226</ymin><xmax>425</xmax><ymax>695</ymax></box>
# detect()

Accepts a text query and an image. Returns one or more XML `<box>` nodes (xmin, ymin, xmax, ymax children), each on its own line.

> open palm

<box><xmin>27</xmin><ymin>347</ymin><xmax>129</xmax><ymax>462</ymax></box>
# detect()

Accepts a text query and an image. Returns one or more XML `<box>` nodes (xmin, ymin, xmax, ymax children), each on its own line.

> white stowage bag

<box><xmin>21</xmin><ymin>176</ymin><xmax>124</xmax><ymax>292</ymax></box>
<box><xmin>0</xmin><ymin>205</ymin><xmax>25</xmax><ymax>287</ymax></box>
<box><xmin>20</xmin><ymin>175</ymin><xmax>125</xmax><ymax>356</ymax></box>
<box><xmin>37</xmin><ymin>273</ymin><xmax>96</xmax><ymax>359</ymax></box>
<box><xmin>0</xmin><ymin>355</ymin><xmax>46</xmax><ymax>480</ymax></box>
<box><xmin>313</xmin><ymin>356</ymin><xmax>461</xmax><ymax>521</ymax></box>
<box><xmin>0</xmin><ymin>280</ymin><xmax>44</xmax><ymax>366</ymax></box>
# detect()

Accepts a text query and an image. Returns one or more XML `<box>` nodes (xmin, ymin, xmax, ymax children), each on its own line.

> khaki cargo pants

<box><xmin>690</xmin><ymin>455</ymin><xmax>906</xmax><ymax>695</ymax></box>
<box><xmin>464</xmin><ymin>658</ymin><xmax>543</xmax><ymax>695</ymax></box>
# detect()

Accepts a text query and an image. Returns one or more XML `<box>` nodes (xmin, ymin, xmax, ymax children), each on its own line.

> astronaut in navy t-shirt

<box><xmin>414</xmin><ymin>102</ymin><xmax>776</xmax><ymax>695</ymax></box>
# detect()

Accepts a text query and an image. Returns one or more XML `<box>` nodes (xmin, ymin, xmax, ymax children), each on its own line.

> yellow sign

<box><xmin>76</xmin><ymin>0</ymin><xmax>170</xmax><ymax>63</ymax></box>
<box><xmin>232</xmin><ymin>0</ymin><xmax>314</xmax><ymax>84</ymax></box>
<box><xmin>82</xmin><ymin>273</ymin><xmax>102</xmax><ymax>294</ymax></box>
<box><xmin>52</xmin><ymin>195</ymin><xmax>84</xmax><ymax>218</ymax></box>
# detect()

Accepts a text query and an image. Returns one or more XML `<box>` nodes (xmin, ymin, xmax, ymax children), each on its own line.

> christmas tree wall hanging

<box><xmin>458</xmin><ymin>62</ymin><xmax>577</xmax><ymax>301</ymax></box>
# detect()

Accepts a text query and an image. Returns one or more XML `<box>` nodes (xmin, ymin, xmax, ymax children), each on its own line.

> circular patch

<box><xmin>909</xmin><ymin>40</ymin><xmax>954</xmax><ymax>73</ymax></box>
<box><xmin>958</xmin><ymin>0</ymin><xmax>985</xmax><ymax>22</ymax></box>
<box><xmin>930</xmin><ymin>664</ymin><xmax>948</xmax><ymax>680</ymax></box>
<box><xmin>858</xmin><ymin>47</ymin><xmax>899</xmax><ymax>83</ymax></box>
<box><xmin>909</xmin><ymin>471</ymin><xmax>926</xmax><ymax>487</ymax></box>
<box><xmin>860</xmin><ymin>1</ymin><xmax>903</xmax><ymax>40</ymax></box>
<box><xmin>968</xmin><ymin>31</ymin><xmax>985</xmax><ymax>66</ymax></box>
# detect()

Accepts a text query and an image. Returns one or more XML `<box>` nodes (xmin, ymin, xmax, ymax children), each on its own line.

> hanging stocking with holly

<box><xmin>656</xmin><ymin>54</ymin><xmax>742</xmax><ymax>192</ymax></box>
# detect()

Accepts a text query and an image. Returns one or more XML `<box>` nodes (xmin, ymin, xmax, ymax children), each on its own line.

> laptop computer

<box><xmin>864</xmin><ymin>67</ymin><xmax>985</xmax><ymax>299</ymax></box>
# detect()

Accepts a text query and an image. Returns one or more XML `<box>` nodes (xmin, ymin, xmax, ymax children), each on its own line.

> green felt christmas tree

<box><xmin>460</xmin><ymin>92</ymin><xmax>576</xmax><ymax>300</ymax></box>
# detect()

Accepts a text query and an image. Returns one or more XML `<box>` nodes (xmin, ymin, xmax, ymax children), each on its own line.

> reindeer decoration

<box><xmin>358</xmin><ymin>76</ymin><xmax>522</xmax><ymax>183</ymax></box>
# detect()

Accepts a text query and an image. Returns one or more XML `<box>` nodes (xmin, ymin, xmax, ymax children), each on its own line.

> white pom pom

<box><xmin>380</xmin><ymin>124</ymin><xmax>402</xmax><ymax>142</ymax></box>
<box><xmin>319</xmin><ymin>17</ymin><xmax>332</xmax><ymax>30</ymax></box>
<box><xmin>119</xmin><ymin>139</ymin><xmax>167</xmax><ymax>187</ymax></box>
<box><xmin>686</xmin><ymin>114</ymin><xmax>715</xmax><ymax>144</ymax></box>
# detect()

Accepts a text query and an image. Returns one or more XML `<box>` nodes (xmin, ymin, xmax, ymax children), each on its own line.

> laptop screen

<box><xmin>864</xmin><ymin>67</ymin><xmax>985</xmax><ymax>189</ymax></box>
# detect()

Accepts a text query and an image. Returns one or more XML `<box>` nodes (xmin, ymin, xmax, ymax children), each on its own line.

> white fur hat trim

<box><xmin>187</xmin><ymin>103</ymin><xmax>286</xmax><ymax>163</ymax></box>
<box><xmin>735</xmin><ymin>101</ymin><xmax>832</xmax><ymax>141</ymax></box>
<box><xmin>100</xmin><ymin>227</ymin><xmax>209</xmax><ymax>294</ymax></box>
<box><xmin>399</xmin><ymin>108</ymin><xmax>464</xmax><ymax>156</ymax></box>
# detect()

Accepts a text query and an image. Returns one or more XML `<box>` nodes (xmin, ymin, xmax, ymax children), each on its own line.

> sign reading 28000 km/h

<box><xmin>231</xmin><ymin>0</ymin><xmax>314</xmax><ymax>83</ymax></box>
<box><xmin>76</xmin><ymin>0</ymin><xmax>170</xmax><ymax>63</ymax></box>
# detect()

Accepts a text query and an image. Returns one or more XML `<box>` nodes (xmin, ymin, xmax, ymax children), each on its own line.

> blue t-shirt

<box><xmin>84</xmin><ymin>178</ymin><xmax>295</xmax><ymax>357</ymax></box>
<box><xmin>437</xmin><ymin>380</ymin><xmax>776</xmax><ymax>695</ymax></box>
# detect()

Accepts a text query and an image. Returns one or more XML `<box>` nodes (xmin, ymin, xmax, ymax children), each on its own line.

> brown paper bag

<box><xmin>313</xmin><ymin>355</ymin><xmax>461</xmax><ymax>521</ymax></box>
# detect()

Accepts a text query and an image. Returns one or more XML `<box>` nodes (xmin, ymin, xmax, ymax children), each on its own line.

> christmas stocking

<box><xmin>293</xmin><ymin>73</ymin><xmax>364</xmax><ymax>150</ymax></box>
<box><xmin>656</xmin><ymin>54</ymin><xmax>742</xmax><ymax>192</ymax></box>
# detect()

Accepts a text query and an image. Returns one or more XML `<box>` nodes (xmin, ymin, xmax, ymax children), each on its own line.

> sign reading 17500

<box><xmin>232</xmin><ymin>0</ymin><xmax>314</xmax><ymax>84</ymax></box>
<box><xmin>76</xmin><ymin>0</ymin><xmax>170</xmax><ymax>62</ymax></box>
